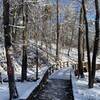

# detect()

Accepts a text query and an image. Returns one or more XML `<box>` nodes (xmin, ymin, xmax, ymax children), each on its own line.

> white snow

<box><xmin>71</xmin><ymin>70</ymin><xmax>100</xmax><ymax>100</ymax></box>
<box><xmin>49</xmin><ymin>67</ymin><xmax>71</xmax><ymax>80</ymax></box>
<box><xmin>0</xmin><ymin>66</ymin><xmax>49</xmax><ymax>100</ymax></box>
<box><xmin>19</xmin><ymin>66</ymin><xmax>49</xmax><ymax>99</ymax></box>
<box><xmin>0</xmin><ymin>83</ymin><xmax>9</xmax><ymax>100</ymax></box>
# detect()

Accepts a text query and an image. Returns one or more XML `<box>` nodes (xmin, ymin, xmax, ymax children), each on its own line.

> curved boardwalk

<box><xmin>34</xmin><ymin>68</ymin><xmax>74</xmax><ymax>100</ymax></box>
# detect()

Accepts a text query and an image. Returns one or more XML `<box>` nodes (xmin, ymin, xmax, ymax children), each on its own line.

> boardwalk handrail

<box><xmin>20</xmin><ymin>62</ymin><xmax>74</xmax><ymax>100</ymax></box>
<box><xmin>19</xmin><ymin>63</ymin><xmax>60</xmax><ymax>100</ymax></box>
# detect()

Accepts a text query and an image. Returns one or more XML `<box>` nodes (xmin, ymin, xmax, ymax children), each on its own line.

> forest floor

<box><xmin>0</xmin><ymin>66</ymin><xmax>49</xmax><ymax>100</ymax></box>
<box><xmin>72</xmin><ymin>70</ymin><xmax>100</xmax><ymax>100</ymax></box>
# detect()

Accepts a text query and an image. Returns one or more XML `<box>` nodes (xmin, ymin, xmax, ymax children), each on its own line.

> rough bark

<box><xmin>36</xmin><ymin>47</ymin><xmax>39</xmax><ymax>80</ymax></box>
<box><xmin>91</xmin><ymin>0</ymin><xmax>99</xmax><ymax>87</ymax></box>
<box><xmin>78</xmin><ymin>7</ymin><xmax>84</xmax><ymax>78</ymax></box>
<box><xmin>21</xmin><ymin>2</ymin><xmax>28</xmax><ymax>81</ymax></box>
<box><xmin>56</xmin><ymin>0</ymin><xmax>59</xmax><ymax>62</ymax></box>
<box><xmin>82</xmin><ymin>0</ymin><xmax>92</xmax><ymax>88</ymax></box>
<box><xmin>3</xmin><ymin>0</ymin><xmax>18</xmax><ymax>99</ymax></box>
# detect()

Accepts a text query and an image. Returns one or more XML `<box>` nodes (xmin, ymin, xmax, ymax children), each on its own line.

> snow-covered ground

<box><xmin>0</xmin><ymin>66</ymin><xmax>49</xmax><ymax>100</ymax></box>
<box><xmin>71</xmin><ymin>70</ymin><xmax>100</xmax><ymax>100</ymax></box>
<box><xmin>0</xmin><ymin>42</ymin><xmax>51</xmax><ymax>100</ymax></box>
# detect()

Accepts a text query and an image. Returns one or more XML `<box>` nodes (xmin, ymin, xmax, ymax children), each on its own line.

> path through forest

<box><xmin>34</xmin><ymin>68</ymin><xmax>74</xmax><ymax>100</ymax></box>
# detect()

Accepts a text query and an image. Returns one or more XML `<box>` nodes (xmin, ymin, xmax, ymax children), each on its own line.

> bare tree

<box><xmin>21</xmin><ymin>0</ymin><xmax>28</xmax><ymax>81</ymax></box>
<box><xmin>3</xmin><ymin>0</ymin><xmax>18</xmax><ymax>99</ymax></box>
<box><xmin>78</xmin><ymin>7</ymin><xmax>84</xmax><ymax>78</ymax></box>
<box><xmin>91</xmin><ymin>0</ymin><xmax>100</xmax><ymax>87</ymax></box>
<box><xmin>82</xmin><ymin>0</ymin><xmax>92</xmax><ymax>88</ymax></box>
<box><xmin>56</xmin><ymin>0</ymin><xmax>59</xmax><ymax>62</ymax></box>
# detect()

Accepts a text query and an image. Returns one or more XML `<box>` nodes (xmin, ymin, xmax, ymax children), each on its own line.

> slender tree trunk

<box><xmin>78</xmin><ymin>8</ymin><xmax>84</xmax><ymax>78</ymax></box>
<box><xmin>45</xmin><ymin>43</ymin><xmax>48</xmax><ymax>62</ymax></box>
<box><xmin>91</xmin><ymin>0</ymin><xmax>99</xmax><ymax>87</ymax></box>
<box><xmin>68</xmin><ymin>18</ymin><xmax>76</xmax><ymax>56</ymax></box>
<box><xmin>21</xmin><ymin>2</ymin><xmax>28</xmax><ymax>81</ymax></box>
<box><xmin>36</xmin><ymin>42</ymin><xmax>39</xmax><ymax>80</ymax></box>
<box><xmin>56</xmin><ymin>0</ymin><xmax>59</xmax><ymax>62</ymax></box>
<box><xmin>82</xmin><ymin>35</ymin><xmax>85</xmax><ymax>61</ymax></box>
<box><xmin>82</xmin><ymin>0</ymin><xmax>92</xmax><ymax>88</ymax></box>
<box><xmin>35</xmin><ymin>6</ymin><xmax>40</xmax><ymax>80</ymax></box>
<box><xmin>3</xmin><ymin>0</ymin><xmax>18</xmax><ymax>99</ymax></box>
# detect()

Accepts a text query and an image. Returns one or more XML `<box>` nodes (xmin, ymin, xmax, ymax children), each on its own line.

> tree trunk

<box><xmin>6</xmin><ymin>49</ymin><xmax>19</xmax><ymax>99</ymax></box>
<box><xmin>78</xmin><ymin>7</ymin><xmax>84</xmax><ymax>78</ymax></box>
<box><xmin>68</xmin><ymin>18</ymin><xmax>76</xmax><ymax>56</ymax></box>
<box><xmin>82</xmin><ymin>0</ymin><xmax>92</xmax><ymax>88</ymax></box>
<box><xmin>91</xmin><ymin>0</ymin><xmax>99</xmax><ymax>88</ymax></box>
<box><xmin>36</xmin><ymin>46</ymin><xmax>39</xmax><ymax>80</ymax></box>
<box><xmin>56</xmin><ymin>0</ymin><xmax>59</xmax><ymax>62</ymax></box>
<box><xmin>3</xmin><ymin>0</ymin><xmax>18</xmax><ymax>99</ymax></box>
<box><xmin>21</xmin><ymin>2</ymin><xmax>28</xmax><ymax>81</ymax></box>
<box><xmin>82</xmin><ymin>35</ymin><xmax>85</xmax><ymax>61</ymax></box>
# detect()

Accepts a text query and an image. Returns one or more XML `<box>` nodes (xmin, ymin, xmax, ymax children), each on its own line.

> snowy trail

<box><xmin>33</xmin><ymin>67</ymin><xmax>74</xmax><ymax>100</ymax></box>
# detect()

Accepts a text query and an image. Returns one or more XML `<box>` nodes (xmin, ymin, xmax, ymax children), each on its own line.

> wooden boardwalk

<box><xmin>33</xmin><ymin>68</ymin><xmax>74</xmax><ymax>100</ymax></box>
